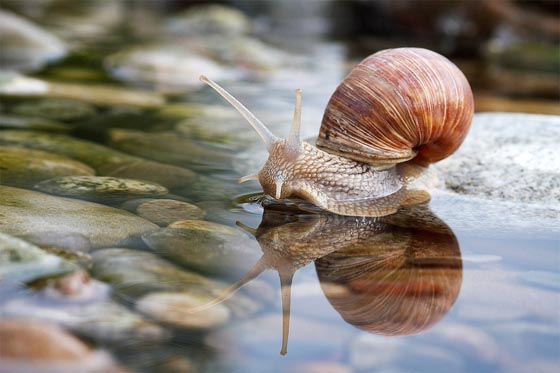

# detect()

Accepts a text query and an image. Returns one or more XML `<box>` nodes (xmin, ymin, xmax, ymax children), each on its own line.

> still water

<box><xmin>0</xmin><ymin>2</ymin><xmax>559</xmax><ymax>373</ymax></box>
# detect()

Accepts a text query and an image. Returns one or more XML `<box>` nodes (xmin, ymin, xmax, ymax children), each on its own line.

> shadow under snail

<box><xmin>200</xmin><ymin>47</ymin><xmax>474</xmax><ymax>217</ymax></box>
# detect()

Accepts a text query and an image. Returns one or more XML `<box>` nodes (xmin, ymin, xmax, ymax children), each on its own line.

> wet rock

<box><xmin>0</xmin><ymin>73</ymin><xmax>165</xmax><ymax>108</ymax></box>
<box><xmin>105</xmin><ymin>45</ymin><xmax>230</xmax><ymax>91</ymax></box>
<box><xmin>177</xmin><ymin>175</ymin><xmax>251</xmax><ymax>202</ymax></box>
<box><xmin>168</xmin><ymin>219</ymin><xmax>242</xmax><ymax>235</ymax></box>
<box><xmin>166</xmin><ymin>4</ymin><xmax>251</xmax><ymax>36</ymax></box>
<box><xmin>37</xmin><ymin>271</ymin><xmax>110</xmax><ymax>302</ymax></box>
<box><xmin>0</xmin><ymin>296</ymin><xmax>170</xmax><ymax>346</ymax></box>
<box><xmin>142</xmin><ymin>224</ymin><xmax>260</xmax><ymax>278</ymax></box>
<box><xmin>0</xmin><ymin>10</ymin><xmax>67</xmax><ymax>72</ymax></box>
<box><xmin>108</xmin><ymin>129</ymin><xmax>233</xmax><ymax>171</ymax></box>
<box><xmin>0</xmin><ymin>130</ymin><xmax>198</xmax><ymax>189</ymax></box>
<box><xmin>22</xmin><ymin>232</ymin><xmax>92</xmax><ymax>253</ymax></box>
<box><xmin>0</xmin><ymin>320</ymin><xmax>120</xmax><ymax>372</ymax></box>
<box><xmin>0</xmin><ymin>146</ymin><xmax>95</xmax><ymax>188</ymax></box>
<box><xmin>0</xmin><ymin>233</ymin><xmax>77</xmax><ymax>283</ymax></box>
<box><xmin>34</xmin><ymin>176</ymin><xmax>168</xmax><ymax>203</ymax></box>
<box><xmin>132</xmin><ymin>199</ymin><xmax>206</xmax><ymax>226</ymax></box>
<box><xmin>99</xmin><ymin>160</ymin><xmax>198</xmax><ymax>190</ymax></box>
<box><xmin>205</xmin><ymin>314</ymin><xmax>354</xmax><ymax>358</ymax></box>
<box><xmin>0</xmin><ymin>186</ymin><xmax>158</xmax><ymax>248</ymax></box>
<box><xmin>90</xmin><ymin>248</ymin><xmax>224</xmax><ymax>298</ymax></box>
<box><xmin>11</xmin><ymin>98</ymin><xmax>97</xmax><ymax>122</ymax></box>
<box><xmin>0</xmin><ymin>114</ymin><xmax>72</xmax><ymax>132</ymax></box>
<box><xmin>136</xmin><ymin>292</ymin><xmax>230</xmax><ymax>329</ymax></box>
<box><xmin>435</xmin><ymin>113</ymin><xmax>560</xmax><ymax>206</ymax></box>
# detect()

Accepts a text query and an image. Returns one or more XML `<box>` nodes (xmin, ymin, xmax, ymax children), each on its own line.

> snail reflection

<box><xmin>192</xmin><ymin>199</ymin><xmax>462</xmax><ymax>355</ymax></box>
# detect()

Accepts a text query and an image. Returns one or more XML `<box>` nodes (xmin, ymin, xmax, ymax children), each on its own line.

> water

<box><xmin>1</xmin><ymin>2</ymin><xmax>559</xmax><ymax>372</ymax></box>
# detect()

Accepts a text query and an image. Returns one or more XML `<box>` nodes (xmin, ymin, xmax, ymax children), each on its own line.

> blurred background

<box><xmin>2</xmin><ymin>0</ymin><xmax>559</xmax><ymax>114</ymax></box>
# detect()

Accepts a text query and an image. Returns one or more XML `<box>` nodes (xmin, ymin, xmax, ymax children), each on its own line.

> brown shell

<box><xmin>317</xmin><ymin>48</ymin><xmax>474</xmax><ymax>166</ymax></box>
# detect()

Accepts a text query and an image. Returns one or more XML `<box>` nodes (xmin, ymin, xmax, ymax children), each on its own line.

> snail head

<box><xmin>200</xmin><ymin>76</ymin><xmax>303</xmax><ymax>200</ymax></box>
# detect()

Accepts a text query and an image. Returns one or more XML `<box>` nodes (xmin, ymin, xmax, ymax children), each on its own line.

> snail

<box><xmin>199</xmin><ymin>47</ymin><xmax>474</xmax><ymax>217</ymax></box>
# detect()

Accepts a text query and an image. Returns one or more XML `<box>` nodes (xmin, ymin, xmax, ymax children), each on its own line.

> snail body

<box><xmin>200</xmin><ymin>47</ymin><xmax>473</xmax><ymax>217</ymax></box>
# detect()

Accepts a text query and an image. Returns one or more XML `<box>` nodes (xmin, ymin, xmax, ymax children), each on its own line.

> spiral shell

<box><xmin>317</xmin><ymin>48</ymin><xmax>474</xmax><ymax>166</ymax></box>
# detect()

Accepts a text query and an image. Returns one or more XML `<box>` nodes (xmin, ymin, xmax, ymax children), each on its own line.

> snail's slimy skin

<box><xmin>258</xmin><ymin>141</ymin><xmax>406</xmax><ymax>217</ymax></box>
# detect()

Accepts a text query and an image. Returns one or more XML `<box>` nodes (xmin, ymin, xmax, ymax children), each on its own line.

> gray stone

<box><xmin>0</xmin><ymin>146</ymin><xmax>95</xmax><ymax>188</ymax></box>
<box><xmin>11</xmin><ymin>98</ymin><xmax>97</xmax><ymax>122</ymax></box>
<box><xmin>0</xmin><ymin>10</ymin><xmax>67</xmax><ymax>72</ymax></box>
<box><xmin>435</xmin><ymin>113</ymin><xmax>560</xmax><ymax>206</ymax></box>
<box><xmin>142</xmin><ymin>224</ymin><xmax>260</xmax><ymax>277</ymax></box>
<box><xmin>136</xmin><ymin>292</ymin><xmax>230</xmax><ymax>329</ymax></box>
<box><xmin>0</xmin><ymin>186</ymin><xmax>158</xmax><ymax>249</ymax></box>
<box><xmin>34</xmin><ymin>176</ymin><xmax>168</xmax><ymax>203</ymax></box>
<box><xmin>165</xmin><ymin>4</ymin><xmax>251</xmax><ymax>36</ymax></box>
<box><xmin>0</xmin><ymin>73</ymin><xmax>165</xmax><ymax>108</ymax></box>
<box><xmin>134</xmin><ymin>199</ymin><xmax>206</xmax><ymax>226</ymax></box>
<box><xmin>0</xmin><ymin>233</ymin><xmax>77</xmax><ymax>283</ymax></box>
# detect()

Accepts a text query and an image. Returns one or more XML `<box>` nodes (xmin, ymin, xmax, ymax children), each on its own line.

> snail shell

<box><xmin>318</xmin><ymin>48</ymin><xmax>474</xmax><ymax>166</ymax></box>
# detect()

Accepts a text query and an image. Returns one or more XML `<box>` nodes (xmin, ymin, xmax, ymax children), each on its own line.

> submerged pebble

<box><xmin>134</xmin><ymin>199</ymin><xmax>206</xmax><ymax>226</ymax></box>
<box><xmin>0</xmin><ymin>186</ymin><xmax>158</xmax><ymax>248</ymax></box>
<box><xmin>142</xmin><ymin>224</ymin><xmax>260</xmax><ymax>278</ymax></box>
<box><xmin>166</xmin><ymin>4</ymin><xmax>251</xmax><ymax>36</ymax></box>
<box><xmin>0</xmin><ymin>233</ymin><xmax>77</xmax><ymax>283</ymax></box>
<box><xmin>0</xmin><ymin>320</ymin><xmax>120</xmax><ymax>372</ymax></box>
<box><xmin>11</xmin><ymin>98</ymin><xmax>97</xmax><ymax>122</ymax></box>
<box><xmin>0</xmin><ymin>114</ymin><xmax>72</xmax><ymax>132</ymax></box>
<box><xmin>34</xmin><ymin>175</ymin><xmax>168</xmax><ymax>202</ymax></box>
<box><xmin>0</xmin><ymin>146</ymin><xmax>95</xmax><ymax>188</ymax></box>
<box><xmin>136</xmin><ymin>292</ymin><xmax>230</xmax><ymax>329</ymax></box>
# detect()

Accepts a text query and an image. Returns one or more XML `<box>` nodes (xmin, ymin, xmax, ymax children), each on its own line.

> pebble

<box><xmin>0</xmin><ymin>146</ymin><xmax>95</xmax><ymax>188</ymax></box>
<box><xmin>0</xmin><ymin>114</ymin><xmax>72</xmax><ymax>132</ymax></box>
<box><xmin>0</xmin><ymin>185</ymin><xmax>158</xmax><ymax>248</ymax></box>
<box><xmin>135</xmin><ymin>292</ymin><xmax>230</xmax><ymax>329</ymax></box>
<box><xmin>34</xmin><ymin>176</ymin><xmax>168</xmax><ymax>202</ymax></box>
<box><xmin>134</xmin><ymin>199</ymin><xmax>206</xmax><ymax>226</ymax></box>
<box><xmin>11</xmin><ymin>98</ymin><xmax>97</xmax><ymax>122</ymax></box>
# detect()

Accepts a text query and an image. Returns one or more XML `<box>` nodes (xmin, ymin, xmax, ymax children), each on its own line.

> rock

<box><xmin>136</xmin><ymin>292</ymin><xmax>230</xmax><ymax>329</ymax></box>
<box><xmin>108</xmin><ymin>129</ymin><xmax>233</xmax><ymax>172</ymax></box>
<box><xmin>105</xmin><ymin>45</ymin><xmax>230</xmax><ymax>92</ymax></box>
<box><xmin>91</xmin><ymin>248</ymin><xmax>262</xmax><ymax>318</ymax></box>
<box><xmin>11</xmin><ymin>98</ymin><xmax>97</xmax><ymax>122</ymax></box>
<box><xmin>133</xmin><ymin>199</ymin><xmax>206</xmax><ymax>226</ymax></box>
<box><xmin>38</xmin><ymin>271</ymin><xmax>110</xmax><ymax>302</ymax></box>
<box><xmin>177</xmin><ymin>175</ymin><xmax>251</xmax><ymax>202</ymax></box>
<box><xmin>98</xmin><ymin>160</ymin><xmax>198</xmax><ymax>190</ymax></box>
<box><xmin>0</xmin><ymin>114</ymin><xmax>72</xmax><ymax>132</ymax></box>
<box><xmin>0</xmin><ymin>10</ymin><xmax>67</xmax><ymax>72</ymax></box>
<box><xmin>168</xmin><ymin>219</ymin><xmax>242</xmax><ymax>235</ymax></box>
<box><xmin>20</xmin><ymin>231</ymin><xmax>92</xmax><ymax>253</ymax></box>
<box><xmin>0</xmin><ymin>146</ymin><xmax>95</xmax><ymax>188</ymax></box>
<box><xmin>0</xmin><ymin>186</ymin><xmax>158</xmax><ymax>249</ymax></box>
<box><xmin>0</xmin><ymin>233</ymin><xmax>77</xmax><ymax>283</ymax></box>
<box><xmin>435</xmin><ymin>113</ymin><xmax>560</xmax><ymax>206</ymax></box>
<box><xmin>142</xmin><ymin>224</ymin><xmax>260</xmax><ymax>278</ymax></box>
<box><xmin>166</xmin><ymin>4</ymin><xmax>251</xmax><ymax>35</ymax></box>
<box><xmin>0</xmin><ymin>296</ymin><xmax>170</xmax><ymax>346</ymax></box>
<box><xmin>90</xmin><ymin>248</ymin><xmax>225</xmax><ymax>298</ymax></box>
<box><xmin>0</xmin><ymin>320</ymin><xmax>120</xmax><ymax>372</ymax></box>
<box><xmin>34</xmin><ymin>176</ymin><xmax>168</xmax><ymax>203</ymax></box>
<box><xmin>0</xmin><ymin>73</ymin><xmax>165</xmax><ymax>108</ymax></box>
<box><xmin>0</xmin><ymin>130</ymin><xmax>198</xmax><ymax>189</ymax></box>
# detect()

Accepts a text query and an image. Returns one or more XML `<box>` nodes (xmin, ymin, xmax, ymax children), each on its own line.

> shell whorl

<box><xmin>317</xmin><ymin>48</ymin><xmax>474</xmax><ymax>166</ymax></box>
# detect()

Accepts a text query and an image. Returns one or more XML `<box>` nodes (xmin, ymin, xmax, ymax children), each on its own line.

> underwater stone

<box><xmin>0</xmin><ymin>10</ymin><xmax>67</xmax><ymax>72</ymax></box>
<box><xmin>0</xmin><ymin>114</ymin><xmax>72</xmax><ymax>132</ymax></box>
<box><xmin>34</xmin><ymin>176</ymin><xmax>168</xmax><ymax>203</ymax></box>
<box><xmin>165</xmin><ymin>4</ymin><xmax>251</xmax><ymax>35</ymax></box>
<box><xmin>134</xmin><ymin>199</ymin><xmax>206</xmax><ymax>226</ymax></box>
<box><xmin>0</xmin><ymin>321</ymin><xmax>120</xmax><ymax>372</ymax></box>
<box><xmin>0</xmin><ymin>186</ymin><xmax>158</xmax><ymax>248</ymax></box>
<box><xmin>136</xmin><ymin>292</ymin><xmax>230</xmax><ymax>330</ymax></box>
<box><xmin>108</xmin><ymin>129</ymin><xmax>233</xmax><ymax>171</ymax></box>
<box><xmin>0</xmin><ymin>233</ymin><xmax>77</xmax><ymax>283</ymax></box>
<box><xmin>11</xmin><ymin>98</ymin><xmax>97</xmax><ymax>122</ymax></box>
<box><xmin>142</xmin><ymin>225</ymin><xmax>260</xmax><ymax>278</ymax></box>
<box><xmin>0</xmin><ymin>146</ymin><xmax>95</xmax><ymax>188</ymax></box>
